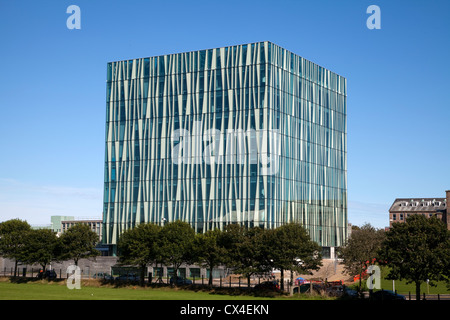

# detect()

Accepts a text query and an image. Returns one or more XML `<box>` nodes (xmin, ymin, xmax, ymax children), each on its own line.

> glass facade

<box><xmin>103</xmin><ymin>41</ymin><xmax>347</xmax><ymax>249</ymax></box>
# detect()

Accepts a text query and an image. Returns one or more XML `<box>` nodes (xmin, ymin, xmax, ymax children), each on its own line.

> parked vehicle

<box><xmin>326</xmin><ymin>285</ymin><xmax>345</xmax><ymax>297</ymax></box>
<box><xmin>293</xmin><ymin>283</ymin><xmax>322</xmax><ymax>294</ymax></box>
<box><xmin>170</xmin><ymin>276</ymin><xmax>193</xmax><ymax>286</ymax></box>
<box><xmin>342</xmin><ymin>287</ymin><xmax>359</xmax><ymax>299</ymax></box>
<box><xmin>36</xmin><ymin>269</ymin><xmax>57</xmax><ymax>280</ymax></box>
<box><xmin>254</xmin><ymin>281</ymin><xmax>280</xmax><ymax>292</ymax></box>
<box><xmin>92</xmin><ymin>272</ymin><xmax>113</xmax><ymax>281</ymax></box>
<box><xmin>115</xmin><ymin>273</ymin><xmax>139</xmax><ymax>282</ymax></box>
<box><xmin>370</xmin><ymin>290</ymin><xmax>406</xmax><ymax>301</ymax></box>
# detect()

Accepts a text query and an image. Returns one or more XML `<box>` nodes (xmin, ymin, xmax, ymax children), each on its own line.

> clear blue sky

<box><xmin>0</xmin><ymin>0</ymin><xmax>449</xmax><ymax>228</ymax></box>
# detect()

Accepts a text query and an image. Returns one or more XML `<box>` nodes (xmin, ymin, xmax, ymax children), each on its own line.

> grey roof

<box><xmin>389</xmin><ymin>198</ymin><xmax>447</xmax><ymax>213</ymax></box>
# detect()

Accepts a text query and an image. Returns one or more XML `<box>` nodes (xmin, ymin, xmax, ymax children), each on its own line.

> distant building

<box><xmin>347</xmin><ymin>222</ymin><xmax>353</xmax><ymax>238</ymax></box>
<box><xmin>388</xmin><ymin>190</ymin><xmax>450</xmax><ymax>229</ymax></box>
<box><xmin>36</xmin><ymin>215</ymin><xmax>103</xmax><ymax>241</ymax></box>
<box><xmin>61</xmin><ymin>219</ymin><xmax>103</xmax><ymax>241</ymax></box>
<box><xmin>28</xmin><ymin>215</ymin><xmax>107</xmax><ymax>255</ymax></box>
<box><xmin>30</xmin><ymin>215</ymin><xmax>75</xmax><ymax>232</ymax></box>
<box><xmin>51</xmin><ymin>216</ymin><xmax>75</xmax><ymax>233</ymax></box>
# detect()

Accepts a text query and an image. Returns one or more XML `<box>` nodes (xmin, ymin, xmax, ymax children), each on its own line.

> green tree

<box><xmin>117</xmin><ymin>223</ymin><xmax>162</xmax><ymax>286</ymax></box>
<box><xmin>59</xmin><ymin>224</ymin><xmax>100</xmax><ymax>266</ymax></box>
<box><xmin>219</xmin><ymin>224</ymin><xmax>271</xmax><ymax>287</ymax></box>
<box><xmin>159</xmin><ymin>220</ymin><xmax>195</xmax><ymax>285</ymax></box>
<box><xmin>265</xmin><ymin>223</ymin><xmax>322</xmax><ymax>291</ymax></box>
<box><xmin>378</xmin><ymin>215</ymin><xmax>450</xmax><ymax>301</ymax></box>
<box><xmin>337</xmin><ymin>223</ymin><xmax>385</xmax><ymax>294</ymax></box>
<box><xmin>21</xmin><ymin>228</ymin><xmax>60</xmax><ymax>273</ymax></box>
<box><xmin>218</xmin><ymin>223</ymin><xmax>246</xmax><ymax>271</ymax></box>
<box><xmin>193</xmin><ymin>229</ymin><xmax>226</xmax><ymax>286</ymax></box>
<box><xmin>0</xmin><ymin>219</ymin><xmax>32</xmax><ymax>276</ymax></box>
<box><xmin>238</xmin><ymin>227</ymin><xmax>272</xmax><ymax>288</ymax></box>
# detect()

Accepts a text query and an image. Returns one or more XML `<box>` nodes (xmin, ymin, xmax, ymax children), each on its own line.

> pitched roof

<box><xmin>389</xmin><ymin>198</ymin><xmax>447</xmax><ymax>213</ymax></box>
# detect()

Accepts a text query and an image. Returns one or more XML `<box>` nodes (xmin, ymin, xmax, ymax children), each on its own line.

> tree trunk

<box><xmin>157</xmin><ymin>261</ymin><xmax>163</xmax><ymax>282</ymax></box>
<box><xmin>173</xmin><ymin>266</ymin><xmax>179</xmax><ymax>286</ymax></box>
<box><xmin>247</xmin><ymin>275</ymin><xmax>251</xmax><ymax>288</ymax></box>
<box><xmin>280</xmin><ymin>268</ymin><xmax>285</xmax><ymax>291</ymax></box>
<box><xmin>14</xmin><ymin>260</ymin><xmax>18</xmax><ymax>277</ymax></box>
<box><xmin>209</xmin><ymin>267</ymin><xmax>213</xmax><ymax>286</ymax></box>
<box><xmin>415</xmin><ymin>281</ymin><xmax>421</xmax><ymax>301</ymax></box>
<box><xmin>140</xmin><ymin>264</ymin><xmax>146</xmax><ymax>287</ymax></box>
<box><xmin>359</xmin><ymin>272</ymin><xmax>362</xmax><ymax>296</ymax></box>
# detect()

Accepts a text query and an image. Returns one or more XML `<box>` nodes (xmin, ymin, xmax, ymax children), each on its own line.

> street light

<box><xmin>156</xmin><ymin>217</ymin><xmax>167</xmax><ymax>284</ymax></box>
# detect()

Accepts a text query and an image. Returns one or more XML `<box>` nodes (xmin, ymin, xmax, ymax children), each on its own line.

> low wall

<box><xmin>0</xmin><ymin>257</ymin><xmax>227</xmax><ymax>279</ymax></box>
<box><xmin>0</xmin><ymin>256</ymin><xmax>118</xmax><ymax>276</ymax></box>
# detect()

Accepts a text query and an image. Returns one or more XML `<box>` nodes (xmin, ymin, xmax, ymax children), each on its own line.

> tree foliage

<box><xmin>265</xmin><ymin>223</ymin><xmax>322</xmax><ymax>290</ymax></box>
<box><xmin>0</xmin><ymin>219</ymin><xmax>32</xmax><ymax>276</ymax></box>
<box><xmin>216</xmin><ymin>223</ymin><xmax>321</xmax><ymax>289</ymax></box>
<box><xmin>1</xmin><ymin>219</ymin><xmax>102</xmax><ymax>276</ymax></box>
<box><xmin>378</xmin><ymin>215</ymin><xmax>450</xmax><ymax>300</ymax></box>
<box><xmin>59</xmin><ymin>223</ymin><xmax>100</xmax><ymax>266</ymax></box>
<box><xmin>1</xmin><ymin>218</ymin><xmax>324</xmax><ymax>289</ymax></box>
<box><xmin>117</xmin><ymin>223</ymin><xmax>162</xmax><ymax>285</ymax></box>
<box><xmin>193</xmin><ymin>229</ymin><xmax>226</xmax><ymax>286</ymax></box>
<box><xmin>158</xmin><ymin>221</ymin><xmax>195</xmax><ymax>285</ymax></box>
<box><xmin>220</xmin><ymin>225</ymin><xmax>270</xmax><ymax>287</ymax></box>
<box><xmin>21</xmin><ymin>229</ymin><xmax>61</xmax><ymax>272</ymax></box>
<box><xmin>337</xmin><ymin>223</ymin><xmax>385</xmax><ymax>293</ymax></box>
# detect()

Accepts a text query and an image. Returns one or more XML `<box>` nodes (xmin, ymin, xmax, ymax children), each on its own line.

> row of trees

<box><xmin>0</xmin><ymin>219</ymin><xmax>99</xmax><ymax>276</ymax></box>
<box><xmin>0</xmin><ymin>219</ymin><xmax>323</xmax><ymax>290</ymax></box>
<box><xmin>338</xmin><ymin>215</ymin><xmax>450</xmax><ymax>300</ymax></box>
<box><xmin>6</xmin><ymin>213</ymin><xmax>446</xmax><ymax>299</ymax></box>
<box><xmin>117</xmin><ymin>221</ymin><xmax>323</xmax><ymax>289</ymax></box>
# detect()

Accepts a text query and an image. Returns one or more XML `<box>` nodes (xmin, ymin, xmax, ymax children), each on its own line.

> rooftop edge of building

<box><xmin>106</xmin><ymin>40</ymin><xmax>347</xmax><ymax>80</ymax></box>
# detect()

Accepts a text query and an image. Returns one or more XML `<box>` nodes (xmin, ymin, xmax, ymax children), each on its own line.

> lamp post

<box><xmin>156</xmin><ymin>217</ymin><xmax>167</xmax><ymax>284</ymax></box>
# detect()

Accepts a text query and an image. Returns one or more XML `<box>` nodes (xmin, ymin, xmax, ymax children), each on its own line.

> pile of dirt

<box><xmin>269</xmin><ymin>259</ymin><xmax>354</xmax><ymax>284</ymax></box>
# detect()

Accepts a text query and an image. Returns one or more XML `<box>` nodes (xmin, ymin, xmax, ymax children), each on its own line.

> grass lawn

<box><xmin>352</xmin><ymin>266</ymin><xmax>450</xmax><ymax>295</ymax></box>
<box><xmin>0</xmin><ymin>278</ymin><xmax>333</xmax><ymax>300</ymax></box>
<box><xmin>379</xmin><ymin>278</ymin><xmax>450</xmax><ymax>295</ymax></box>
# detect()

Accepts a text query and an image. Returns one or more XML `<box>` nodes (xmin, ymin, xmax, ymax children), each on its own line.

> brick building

<box><xmin>388</xmin><ymin>190</ymin><xmax>450</xmax><ymax>229</ymax></box>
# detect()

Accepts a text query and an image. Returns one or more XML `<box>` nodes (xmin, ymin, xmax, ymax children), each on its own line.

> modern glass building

<box><xmin>103</xmin><ymin>41</ymin><xmax>347</xmax><ymax>256</ymax></box>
